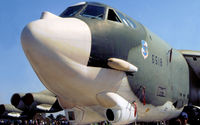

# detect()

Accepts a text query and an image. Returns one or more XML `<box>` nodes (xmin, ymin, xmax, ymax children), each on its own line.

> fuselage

<box><xmin>21</xmin><ymin>2</ymin><xmax>189</xmax><ymax>124</ymax></box>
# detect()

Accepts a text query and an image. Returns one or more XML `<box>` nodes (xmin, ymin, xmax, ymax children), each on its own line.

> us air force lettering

<box><xmin>20</xmin><ymin>2</ymin><xmax>200</xmax><ymax>124</ymax></box>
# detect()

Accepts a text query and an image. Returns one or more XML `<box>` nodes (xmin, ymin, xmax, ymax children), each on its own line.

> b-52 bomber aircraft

<box><xmin>20</xmin><ymin>1</ymin><xmax>200</xmax><ymax>125</ymax></box>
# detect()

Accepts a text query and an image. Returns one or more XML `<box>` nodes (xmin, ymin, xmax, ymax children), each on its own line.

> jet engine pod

<box><xmin>22</xmin><ymin>92</ymin><xmax>62</xmax><ymax>113</ymax></box>
<box><xmin>0</xmin><ymin>104</ymin><xmax>23</xmax><ymax>119</ymax></box>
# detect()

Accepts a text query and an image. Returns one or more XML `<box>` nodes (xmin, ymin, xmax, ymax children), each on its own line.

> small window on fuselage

<box><xmin>107</xmin><ymin>9</ymin><xmax>121</xmax><ymax>23</ymax></box>
<box><xmin>81</xmin><ymin>5</ymin><xmax>105</xmax><ymax>20</ymax></box>
<box><xmin>60</xmin><ymin>4</ymin><xmax>84</xmax><ymax>17</ymax></box>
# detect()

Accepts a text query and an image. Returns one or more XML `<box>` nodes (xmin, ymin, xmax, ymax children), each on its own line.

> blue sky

<box><xmin>0</xmin><ymin>0</ymin><xmax>200</xmax><ymax>104</ymax></box>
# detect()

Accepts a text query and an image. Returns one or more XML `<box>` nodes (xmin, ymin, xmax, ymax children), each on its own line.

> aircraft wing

<box><xmin>179</xmin><ymin>50</ymin><xmax>200</xmax><ymax>79</ymax></box>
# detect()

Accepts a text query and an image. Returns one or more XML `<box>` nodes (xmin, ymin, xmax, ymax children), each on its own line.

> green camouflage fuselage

<box><xmin>74</xmin><ymin>3</ymin><xmax>189</xmax><ymax>109</ymax></box>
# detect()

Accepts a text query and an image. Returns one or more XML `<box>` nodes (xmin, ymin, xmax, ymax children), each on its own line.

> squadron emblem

<box><xmin>141</xmin><ymin>40</ymin><xmax>148</xmax><ymax>59</ymax></box>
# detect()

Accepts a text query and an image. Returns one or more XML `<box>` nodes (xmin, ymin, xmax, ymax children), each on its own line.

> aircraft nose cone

<box><xmin>21</xmin><ymin>18</ymin><xmax>92</xmax><ymax>65</ymax></box>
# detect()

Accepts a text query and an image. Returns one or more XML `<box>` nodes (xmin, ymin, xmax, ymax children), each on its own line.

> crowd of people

<box><xmin>0</xmin><ymin>119</ymin><xmax>68</xmax><ymax>125</ymax></box>
<box><xmin>0</xmin><ymin>120</ymin><xmax>111</xmax><ymax>125</ymax></box>
<box><xmin>0</xmin><ymin>114</ymin><xmax>69</xmax><ymax>125</ymax></box>
<box><xmin>0</xmin><ymin>112</ymin><xmax>191</xmax><ymax>125</ymax></box>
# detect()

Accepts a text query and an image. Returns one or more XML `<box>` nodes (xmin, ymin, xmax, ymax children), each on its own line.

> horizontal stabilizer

<box><xmin>179</xmin><ymin>50</ymin><xmax>200</xmax><ymax>79</ymax></box>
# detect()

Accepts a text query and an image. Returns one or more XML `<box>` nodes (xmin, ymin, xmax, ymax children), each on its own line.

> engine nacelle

<box><xmin>10</xmin><ymin>91</ymin><xmax>62</xmax><ymax>113</ymax></box>
<box><xmin>0</xmin><ymin>104</ymin><xmax>25</xmax><ymax>119</ymax></box>
<box><xmin>23</xmin><ymin>93</ymin><xmax>62</xmax><ymax>112</ymax></box>
<box><xmin>97</xmin><ymin>92</ymin><xmax>137</xmax><ymax>125</ymax></box>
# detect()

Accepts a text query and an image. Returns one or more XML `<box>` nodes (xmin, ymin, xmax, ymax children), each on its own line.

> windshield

<box><xmin>60</xmin><ymin>4</ymin><xmax>84</xmax><ymax>17</ymax></box>
<box><xmin>81</xmin><ymin>5</ymin><xmax>105</xmax><ymax>19</ymax></box>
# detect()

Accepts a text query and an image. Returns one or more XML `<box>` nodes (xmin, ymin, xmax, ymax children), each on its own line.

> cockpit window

<box><xmin>116</xmin><ymin>11</ymin><xmax>136</xmax><ymax>29</ymax></box>
<box><xmin>107</xmin><ymin>9</ymin><xmax>121</xmax><ymax>23</ymax></box>
<box><xmin>81</xmin><ymin>5</ymin><xmax>105</xmax><ymax>19</ymax></box>
<box><xmin>60</xmin><ymin>5</ymin><xmax>84</xmax><ymax>17</ymax></box>
<box><xmin>116</xmin><ymin>11</ymin><xmax>129</xmax><ymax>26</ymax></box>
<box><xmin>126</xmin><ymin>17</ymin><xmax>137</xmax><ymax>29</ymax></box>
